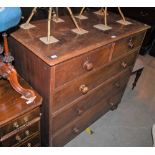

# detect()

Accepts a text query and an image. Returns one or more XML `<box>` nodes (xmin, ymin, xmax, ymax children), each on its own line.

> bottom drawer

<box><xmin>52</xmin><ymin>91</ymin><xmax>124</xmax><ymax>146</ymax></box>
<box><xmin>1</xmin><ymin>121</ymin><xmax>40</xmax><ymax>146</ymax></box>
<box><xmin>17</xmin><ymin>134</ymin><xmax>41</xmax><ymax>147</ymax></box>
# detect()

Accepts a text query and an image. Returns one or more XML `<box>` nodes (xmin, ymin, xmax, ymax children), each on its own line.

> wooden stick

<box><xmin>118</xmin><ymin>7</ymin><xmax>126</xmax><ymax>22</ymax></box>
<box><xmin>67</xmin><ymin>7</ymin><xmax>81</xmax><ymax>32</ymax></box>
<box><xmin>25</xmin><ymin>7</ymin><xmax>37</xmax><ymax>25</ymax></box>
<box><xmin>104</xmin><ymin>7</ymin><xmax>107</xmax><ymax>26</ymax></box>
<box><xmin>79</xmin><ymin>7</ymin><xmax>85</xmax><ymax>16</ymax></box>
<box><xmin>47</xmin><ymin>7</ymin><xmax>52</xmax><ymax>42</ymax></box>
<box><xmin>2</xmin><ymin>33</ymin><xmax>9</xmax><ymax>56</ymax></box>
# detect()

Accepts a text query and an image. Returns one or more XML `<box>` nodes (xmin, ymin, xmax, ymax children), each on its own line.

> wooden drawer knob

<box><xmin>128</xmin><ymin>38</ymin><xmax>134</xmax><ymax>49</ymax></box>
<box><xmin>27</xmin><ymin>143</ymin><xmax>32</xmax><ymax>147</ymax></box>
<box><xmin>121</xmin><ymin>62</ymin><xmax>128</xmax><ymax>69</ymax></box>
<box><xmin>25</xmin><ymin>130</ymin><xmax>30</xmax><ymax>136</ymax></box>
<box><xmin>73</xmin><ymin>127</ymin><xmax>79</xmax><ymax>134</ymax></box>
<box><xmin>115</xmin><ymin>82</ymin><xmax>120</xmax><ymax>88</ymax></box>
<box><xmin>13</xmin><ymin>122</ymin><xmax>19</xmax><ymax>128</ymax></box>
<box><xmin>23</xmin><ymin>116</ymin><xmax>28</xmax><ymax>123</ymax></box>
<box><xmin>79</xmin><ymin>84</ymin><xmax>89</xmax><ymax>94</ymax></box>
<box><xmin>76</xmin><ymin>108</ymin><xmax>83</xmax><ymax>116</ymax></box>
<box><xmin>83</xmin><ymin>60</ymin><xmax>93</xmax><ymax>71</ymax></box>
<box><xmin>15</xmin><ymin>135</ymin><xmax>21</xmax><ymax>142</ymax></box>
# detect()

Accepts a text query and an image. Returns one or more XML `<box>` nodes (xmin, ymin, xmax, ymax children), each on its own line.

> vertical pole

<box><xmin>2</xmin><ymin>33</ymin><xmax>9</xmax><ymax>56</ymax></box>
<box><xmin>47</xmin><ymin>7</ymin><xmax>52</xmax><ymax>42</ymax></box>
<box><xmin>56</xmin><ymin>7</ymin><xmax>59</xmax><ymax>21</ymax></box>
<box><xmin>104</xmin><ymin>7</ymin><xmax>107</xmax><ymax>26</ymax></box>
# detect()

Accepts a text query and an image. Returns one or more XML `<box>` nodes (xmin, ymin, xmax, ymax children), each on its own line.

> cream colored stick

<box><xmin>67</xmin><ymin>7</ymin><xmax>81</xmax><ymax>31</ymax></box>
<box><xmin>56</xmin><ymin>7</ymin><xmax>59</xmax><ymax>20</ymax></box>
<box><xmin>26</xmin><ymin>7</ymin><xmax>37</xmax><ymax>25</ymax></box>
<box><xmin>79</xmin><ymin>7</ymin><xmax>85</xmax><ymax>16</ymax></box>
<box><xmin>104</xmin><ymin>7</ymin><xmax>107</xmax><ymax>26</ymax></box>
<box><xmin>118</xmin><ymin>7</ymin><xmax>126</xmax><ymax>22</ymax></box>
<box><xmin>47</xmin><ymin>7</ymin><xmax>52</xmax><ymax>42</ymax></box>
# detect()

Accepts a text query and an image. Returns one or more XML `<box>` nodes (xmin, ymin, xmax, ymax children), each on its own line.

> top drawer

<box><xmin>0</xmin><ymin>108</ymin><xmax>40</xmax><ymax>138</ymax></box>
<box><xmin>112</xmin><ymin>31</ymin><xmax>145</xmax><ymax>59</ymax></box>
<box><xmin>55</xmin><ymin>44</ymin><xmax>112</xmax><ymax>88</ymax></box>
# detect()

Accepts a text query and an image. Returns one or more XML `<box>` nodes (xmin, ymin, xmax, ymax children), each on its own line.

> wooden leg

<box><xmin>2</xmin><ymin>33</ymin><xmax>14</xmax><ymax>63</ymax></box>
<box><xmin>132</xmin><ymin>68</ymin><xmax>144</xmax><ymax>90</ymax></box>
<box><xmin>109</xmin><ymin>102</ymin><xmax>118</xmax><ymax>111</ymax></box>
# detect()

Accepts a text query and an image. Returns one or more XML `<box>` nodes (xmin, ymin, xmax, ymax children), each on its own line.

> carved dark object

<box><xmin>0</xmin><ymin>33</ymin><xmax>35</xmax><ymax>99</ymax></box>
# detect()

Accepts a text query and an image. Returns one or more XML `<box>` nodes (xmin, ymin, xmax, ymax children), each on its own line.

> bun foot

<box><xmin>109</xmin><ymin>102</ymin><xmax>118</xmax><ymax>111</ymax></box>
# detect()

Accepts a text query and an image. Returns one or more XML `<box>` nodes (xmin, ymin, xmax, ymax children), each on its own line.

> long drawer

<box><xmin>112</xmin><ymin>31</ymin><xmax>145</xmax><ymax>59</ymax></box>
<box><xmin>0</xmin><ymin>108</ymin><xmax>40</xmax><ymax>137</ymax></box>
<box><xmin>52</xmin><ymin>68</ymin><xmax>131</xmax><ymax>133</ymax></box>
<box><xmin>1</xmin><ymin>120</ymin><xmax>40</xmax><ymax>146</ymax></box>
<box><xmin>14</xmin><ymin>133</ymin><xmax>40</xmax><ymax>147</ymax></box>
<box><xmin>53</xmin><ymin>50</ymin><xmax>138</xmax><ymax>112</ymax></box>
<box><xmin>55</xmin><ymin>44</ymin><xmax>112</xmax><ymax>88</ymax></box>
<box><xmin>54</xmin><ymin>31</ymin><xmax>145</xmax><ymax>89</ymax></box>
<box><xmin>52</xmin><ymin>90</ymin><xmax>124</xmax><ymax>146</ymax></box>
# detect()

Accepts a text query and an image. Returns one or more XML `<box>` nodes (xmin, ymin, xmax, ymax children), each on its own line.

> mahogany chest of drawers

<box><xmin>0</xmin><ymin>78</ymin><xmax>42</xmax><ymax>147</ymax></box>
<box><xmin>9</xmin><ymin>12</ymin><xmax>149</xmax><ymax>146</ymax></box>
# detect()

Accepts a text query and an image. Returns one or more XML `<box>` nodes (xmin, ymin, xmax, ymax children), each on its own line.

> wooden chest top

<box><xmin>11</xmin><ymin>12</ymin><xmax>149</xmax><ymax>66</ymax></box>
<box><xmin>0</xmin><ymin>78</ymin><xmax>42</xmax><ymax>125</ymax></box>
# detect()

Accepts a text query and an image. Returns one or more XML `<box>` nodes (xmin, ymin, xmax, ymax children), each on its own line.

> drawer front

<box><xmin>55</xmin><ymin>44</ymin><xmax>112</xmax><ymax>88</ymax></box>
<box><xmin>15</xmin><ymin>134</ymin><xmax>40</xmax><ymax>147</ymax></box>
<box><xmin>53</xmin><ymin>50</ymin><xmax>138</xmax><ymax>112</ymax></box>
<box><xmin>52</xmin><ymin>68</ymin><xmax>131</xmax><ymax>133</ymax></box>
<box><xmin>0</xmin><ymin>108</ymin><xmax>40</xmax><ymax>137</ymax></box>
<box><xmin>112</xmin><ymin>31</ymin><xmax>145</xmax><ymax>59</ymax></box>
<box><xmin>52</xmin><ymin>91</ymin><xmax>123</xmax><ymax>146</ymax></box>
<box><xmin>1</xmin><ymin>121</ymin><xmax>40</xmax><ymax>146</ymax></box>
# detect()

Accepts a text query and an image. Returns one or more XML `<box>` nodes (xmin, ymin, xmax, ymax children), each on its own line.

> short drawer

<box><xmin>15</xmin><ymin>134</ymin><xmax>40</xmax><ymax>147</ymax></box>
<box><xmin>52</xmin><ymin>91</ymin><xmax>123</xmax><ymax>146</ymax></box>
<box><xmin>53</xmin><ymin>50</ymin><xmax>138</xmax><ymax>112</ymax></box>
<box><xmin>52</xmin><ymin>68</ymin><xmax>130</xmax><ymax>133</ymax></box>
<box><xmin>112</xmin><ymin>31</ymin><xmax>145</xmax><ymax>59</ymax></box>
<box><xmin>0</xmin><ymin>108</ymin><xmax>40</xmax><ymax>137</ymax></box>
<box><xmin>55</xmin><ymin>44</ymin><xmax>112</xmax><ymax>88</ymax></box>
<box><xmin>1</xmin><ymin>120</ymin><xmax>40</xmax><ymax>146</ymax></box>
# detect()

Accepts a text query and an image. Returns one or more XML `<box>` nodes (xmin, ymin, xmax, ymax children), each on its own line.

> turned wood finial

<box><xmin>2</xmin><ymin>33</ymin><xmax>9</xmax><ymax>56</ymax></box>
